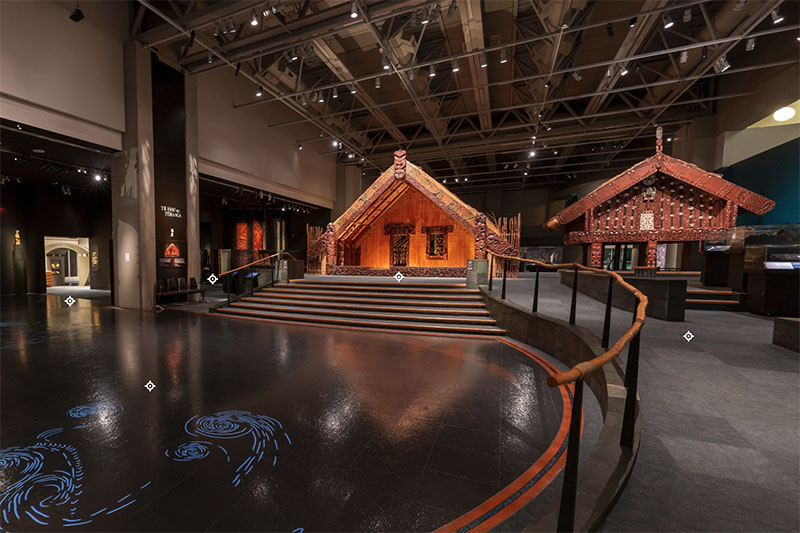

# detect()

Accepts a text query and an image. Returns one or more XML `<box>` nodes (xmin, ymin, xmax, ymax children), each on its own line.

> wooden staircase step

<box><xmin>216</xmin><ymin>307</ymin><xmax>505</xmax><ymax>335</ymax></box>
<box><xmin>229</xmin><ymin>302</ymin><xmax>497</xmax><ymax>325</ymax></box>
<box><xmin>248</xmin><ymin>292</ymin><xmax>486</xmax><ymax>308</ymax></box>
<box><xmin>686</xmin><ymin>289</ymin><xmax>734</xmax><ymax>295</ymax></box>
<box><xmin>259</xmin><ymin>287</ymin><xmax>483</xmax><ymax>301</ymax></box>
<box><xmin>276</xmin><ymin>282</ymin><xmax>479</xmax><ymax>294</ymax></box>
<box><xmin>289</xmin><ymin>279</ymin><xmax>467</xmax><ymax>288</ymax></box>
<box><xmin>238</xmin><ymin>297</ymin><xmax>491</xmax><ymax>316</ymax></box>
<box><xmin>685</xmin><ymin>299</ymin><xmax>740</xmax><ymax>305</ymax></box>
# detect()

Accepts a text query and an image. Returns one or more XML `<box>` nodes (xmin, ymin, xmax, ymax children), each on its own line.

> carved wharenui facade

<box><xmin>545</xmin><ymin>128</ymin><xmax>775</xmax><ymax>268</ymax></box>
<box><xmin>308</xmin><ymin>150</ymin><xmax>515</xmax><ymax>276</ymax></box>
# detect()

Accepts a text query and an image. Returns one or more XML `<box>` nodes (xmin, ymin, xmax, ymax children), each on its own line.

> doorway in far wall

<box><xmin>44</xmin><ymin>236</ymin><xmax>90</xmax><ymax>287</ymax></box>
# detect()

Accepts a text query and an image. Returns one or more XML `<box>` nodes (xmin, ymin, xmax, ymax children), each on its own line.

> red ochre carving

<box><xmin>164</xmin><ymin>243</ymin><xmax>180</xmax><ymax>257</ymax></box>
<box><xmin>544</xmin><ymin>135</ymin><xmax>776</xmax><ymax>265</ymax></box>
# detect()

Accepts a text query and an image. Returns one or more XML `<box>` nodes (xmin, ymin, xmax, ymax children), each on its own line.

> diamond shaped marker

<box><xmin>144</xmin><ymin>380</ymin><xmax>156</xmax><ymax>392</ymax></box>
<box><xmin>394</xmin><ymin>271</ymin><xmax>404</xmax><ymax>282</ymax></box>
<box><xmin>65</xmin><ymin>296</ymin><xmax>76</xmax><ymax>307</ymax></box>
<box><xmin>207</xmin><ymin>273</ymin><xmax>218</xmax><ymax>285</ymax></box>
<box><xmin>683</xmin><ymin>330</ymin><xmax>694</xmax><ymax>343</ymax></box>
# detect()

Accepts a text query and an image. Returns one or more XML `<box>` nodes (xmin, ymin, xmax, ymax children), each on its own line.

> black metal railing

<box><xmin>487</xmin><ymin>252</ymin><xmax>647</xmax><ymax>532</ymax></box>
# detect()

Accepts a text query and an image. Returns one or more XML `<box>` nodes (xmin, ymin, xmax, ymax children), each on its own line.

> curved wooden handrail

<box><xmin>488</xmin><ymin>252</ymin><xmax>648</xmax><ymax>388</ymax></box>
<box><xmin>218</xmin><ymin>252</ymin><xmax>281</xmax><ymax>277</ymax></box>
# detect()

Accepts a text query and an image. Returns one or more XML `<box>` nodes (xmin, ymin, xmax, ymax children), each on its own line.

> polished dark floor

<box><xmin>0</xmin><ymin>294</ymin><xmax>575</xmax><ymax>532</ymax></box>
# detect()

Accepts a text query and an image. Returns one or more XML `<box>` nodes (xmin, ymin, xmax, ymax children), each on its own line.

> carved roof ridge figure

<box><xmin>545</xmin><ymin>128</ymin><xmax>775</xmax><ymax>231</ymax></box>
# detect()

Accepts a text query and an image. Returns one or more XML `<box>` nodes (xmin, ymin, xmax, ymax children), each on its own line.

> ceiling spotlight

<box><xmin>606</xmin><ymin>66</ymin><xmax>613</xmax><ymax>78</ymax></box>
<box><xmin>606</xmin><ymin>23</ymin><xmax>614</xmax><ymax>37</ymax></box>
<box><xmin>666</xmin><ymin>137</ymin><xmax>672</xmax><ymax>142</ymax></box>
<box><xmin>553</xmin><ymin>150</ymin><xmax>558</xmax><ymax>155</ymax></box>
<box><xmin>629</xmin><ymin>17</ymin><xmax>637</xmax><ymax>28</ymax></box>
<box><xmin>250</xmin><ymin>9</ymin><xmax>259</xmax><ymax>26</ymax></box>
<box><xmin>620</xmin><ymin>66</ymin><xmax>629</xmax><ymax>76</ymax></box>
<box><xmin>207</xmin><ymin>52</ymin><xmax>213</xmax><ymax>64</ymax></box>
<box><xmin>298</xmin><ymin>144</ymin><xmax>303</xmax><ymax>150</ymax></box>
<box><xmin>350</xmin><ymin>1</ymin><xmax>358</xmax><ymax>19</ymax></box>
<box><xmin>408</xmin><ymin>68</ymin><xmax>415</xmax><ymax>80</ymax></box>
<box><xmin>455</xmin><ymin>178</ymin><xmax>459</xmax><ymax>182</ymax></box>
<box><xmin>701</xmin><ymin>46</ymin><xmax>708</xmax><ymax>60</ymax></box>
<box><xmin>375</xmin><ymin>76</ymin><xmax>381</xmax><ymax>89</ymax></box>
<box><xmin>442</xmin><ymin>179</ymin><xmax>446</xmax><ymax>183</ymax></box>
<box><xmin>529</xmin><ymin>150</ymin><xmax>536</xmax><ymax>157</ymax></box>
<box><xmin>348</xmin><ymin>153</ymin><xmax>354</xmax><ymax>159</ymax></box>
<box><xmin>713</xmin><ymin>55</ymin><xmax>731</xmax><ymax>73</ymax></box>
<box><xmin>531</xmin><ymin>135</ymin><xmax>536</xmax><ymax>140</ymax></box>
<box><xmin>451</xmin><ymin>59</ymin><xmax>459</xmax><ymax>72</ymax></box>
<box><xmin>332</xmin><ymin>86</ymin><xmax>338</xmax><ymax>99</ymax></box>
<box><xmin>318</xmin><ymin>91</ymin><xmax>324</xmax><ymax>103</ymax></box>
<box><xmin>662</xmin><ymin>14</ymin><xmax>674</xmax><ymax>29</ymax></box>
<box><xmin>734</xmin><ymin>0</ymin><xmax>746</xmax><ymax>10</ymax></box>
<box><xmin>480</xmin><ymin>52</ymin><xmax>488</xmax><ymax>68</ymax></box>
<box><xmin>545</xmin><ymin>80</ymin><xmax>552</xmax><ymax>88</ymax></box>
<box><xmin>332</xmin><ymin>139</ymin><xmax>339</xmax><ymax>147</ymax></box>
<box><xmin>680</xmin><ymin>50</ymin><xmax>688</xmax><ymax>63</ymax></box>
<box><xmin>464</xmin><ymin>177</ymin><xmax>468</xmax><ymax>182</ymax></box>
<box><xmin>421</xmin><ymin>8</ymin><xmax>430</xmax><ymax>24</ymax></box>
<box><xmin>311</xmin><ymin>91</ymin><xmax>318</xmax><ymax>103</ymax></box>
<box><xmin>771</xmin><ymin>10</ymin><xmax>783</xmax><ymax>24</ymax></box>
<box><xmin>382</xmin><ymin>54</ymin><xmax>390</xmax><ymax>70</ymax></box>
<box><xmin>94</xmin><ymin>174</ymin><xmax>102</xmax><ymax>181</ymax></box>
<box><xmin>229</xmin><ymin>19</ymin><xmax>236</xmax><ymax>34</ymax></box>
<box><xmin>430</xmin><ymin>4</ymin><xmax>440</xmax><ymax>23</ymax></box>
<box><xmin>572</xmin><ymin>71</ymin><xmax>582</xmax><ymax>82</ymax></box>
<box><xmin>290</xmin><ymin>49</ymin><xmax>298</xmax><ymax>61</ymax></box>
<box><xmin>561</xmin><ymin>22</ymin><xmax>568</xmax><ymax>29</ymax></box>
<box><xmin>256</xmin><ymin>85</ymin><xmax>263</xmax><ymax>97</ymax></box>
<box><xmin>263</xmin><ymin>7</ymin><xmax>270</xmax><ymax>17</ymax></box>
<box><xmin>545</xmin><ymin>124</ymin><xmax>552</xmax><ymax>131</ymax></box>
<box><xmin>69</xmin><ymin>0</ymin><xmax>84</xmax><ymax>22</ymax></box>
<box><xmin>447</xmin><ymin>0</ymin><xmax>457</xmax><ymax>18</ymax></box>
<box><xmin>410</xmin><ymin>11</ymin><xmax>417</xmax><ymax>26</ymax></box>
<box><xmin>429</xmin><ymin>64</ymin><xmax>436</xmax><ymax>77</ymax></box>
<box><xmin>746</xmin><ymin>37</ymin><xmax>755</xmax><ymax>51</ymax></box>
<box><xmin>213</xmin><ymin>22</ymin><xmax>220</xmax><ymax>37</ymax></box>
<box><xmin>683</xmin><ymin>8</ymin><xmax>692</xmax><ymax>23</ymax></box>
<box><xmin>773</xmin><ymin>106</ymin><xmax>796</xmax><ymax>122</ymax></box>
<box><xmin>350</xmin><ymin>85</ymin><xmax>357</xmax><ymax>94</ymax></box>
<box><xmin>500</xmin><ymin>48</ymin><xmax>507</xmax><ymax>64</ymax></box>
<box><xmin>523</xmin><ymin>171</ymin><xmax>528</xmax><ymax>176</ymax></box>
<box><xmin>300</xmin><ymin>94</ymin><xmax>307</xmax><ymax>106</ymax></box>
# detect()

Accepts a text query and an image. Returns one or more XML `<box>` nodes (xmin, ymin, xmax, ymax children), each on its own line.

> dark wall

<box><xmin>0</xmin><ymin>181</ymin><xmax>111</xmax><ymax>294</ymax></box>
<box><xmin>152</xmin><ymin>56</ymin><xmax>187</xmax><ymax>280</ymax></box>
<box><xmin>720</xmin><ymin>138</ymin><xmax>800</xmax><ymax>226</ymax></box>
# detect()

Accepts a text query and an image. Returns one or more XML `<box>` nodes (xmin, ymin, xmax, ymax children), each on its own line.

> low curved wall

<box><xmin>480</xmin><ymin>287</ymin><xmax>641</xmax><ymax>531</ymax></box>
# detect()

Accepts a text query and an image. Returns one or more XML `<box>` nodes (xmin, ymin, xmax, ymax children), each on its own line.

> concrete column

<box><xmin>111</xmin><ymin>41</ymin><xmax>155</xmax><ymax>309</ymax></box>
<box><xmin>185</xmin><ymin>71</ymin><xmax>201</xmax><ymax>293</ymax></box>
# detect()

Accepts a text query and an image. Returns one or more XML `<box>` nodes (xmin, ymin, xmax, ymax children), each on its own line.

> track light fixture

<box><xmin>480</xmin><ymin>52</ymin><xmax>488</xmax><ymax>68</ymax></box>
<box><xmin>662</xmin><ymin>14</ymin><xmax>674</xmax><ymax>29</ymax></box>
<box><xmin>713</xmin><ymin>55</ymin><xmax>731</xmax><ymax>73</ymax></box>
<box><xmin>332</xmin><ymin>139</ymin><xmax>339</xmax><ymax>147</ymax></box>
<box><xmin>350</xmin><ymin>1</ymin><xmax>358</xmax><ymax>19</ymax></box>
<box><xmin>500</xmin><ymin>48</ymin><xmax>507</xmax><ymax>64</ymax></box>
<box><xmin>545</xmin><ymin>124</ymin><xmax>552</xmax><ymax>131</ymax></box>
<box><xmin>529</xmin><ymin>150</ymin><xmax>536</xmax><ymax>157</ymax></box>
<box><xmin>213</xmin><ymin>22</ymin><xmax>220</xmax><ymax>36</ymax></box>
<box><xmin>734</xmin><ymin>0</ymin><xmax>746</xmax><ymax>10</ymax></box>
<box><xmin>311</xmin><ymin>92</ymin><xmax>318</xmax><ymax>103</ymax></box>
<box><xmin>94</xmin><ymin>174</ymin><xmax>102</xmax><ymax>182</ymax></box>
<box><xmin>250</xmin><ymin>9</ymin><xmax>259</xmax><ymax>26</ymax></box>
<box><xmin>620</xmin><ymin>65</ymin><xmax>629</xmax><ymax>76</ymax></box>
<box><xmin>298</xmin><ymin>144</ymin><xmax>303</xmax><ymax>150</ymax></box>
<box><xmin>701</xmin><ymin>46</ymin><xmax>708</xmax><ymax>60</ymax></box>
<box><xmin>69</xmin><ymin>0</ymin><xmax>84</xmax><ymax>22</ymax></box>
<box><xmin>410</xmin><ymin>11</ymin><xmax>417</xmax><ymax>26</ymax></box>
<box><xmin>572</xmin><ymin>71</ymin><xmax>582</xmax><ymax>82</ymax></box>
<box><xmin>430</xmin><ymin>5</ymin><xmax>440</xmax><ymax>24</ymax></box>
<box><xmin>429</xmin><ymin>64</ymin><xmax>436</xmax><ymax>77</ymax></box>
<box><xmin>408</xmin><ymin>68</ymin><xmax>415</xmax><ymax>80</ymax></box>
<box><xmin>332</xmin><ymin>86</ymin><xmax>338</xmax><ymax>99</ymax></box>
<box><xmin>229</xmin><ymin>19</ymin><xmax>236</xmax><ymax>34</ymax></box>
<box><xmin>629</xmin><ymin>17</ymin><xmax>637</xmax><ymax>28</ymax></box>
<box><xmin>544</xmin><ymin>80</ymin><xmax>552</xmax><ymax>88</ymax></box>
<box><xmin>375</xmin><ymin>76</ymin><xmax>381</xmax><ymax>89</ymax></box>
<box><xmin>606</xmin><ymin>23</ymin><xmax>614</xmax><ymax>37</ymax></box>
<box><xmin>680</xmin><ymin>50</ymin><xmax>688</xmax><ymax>63</ymax></box>
<box><xmin>382</xmin><ymin>54</ymin><xmax>390</xmax><ymax>70</ymax></box>
<box><xmin>746</xmin><ymin>37</ymin><xmax>755</xmax><ymax>52</ymax></box>
<box><xmin>256</xmin><ymin>85</ymin><xmax>263</xmax><ymax>97</ymax></box>
<box><xmin>771</xmin><ymin>10</ymin><xmax>783</xmax><ymax>24</ymax></box>
<box><xmin>290</xmin><ymin>49</ymin><xmax>298</xmax><ymax>61</ymax></box>
<box><xmin>421</xmin><ymin>8</ymin><xmax>430</xmax><ymax>24</ymax></box>
<box><xmin>683</xmin><ymin>8</ymin><xmax>692</xmax><ymax>23</ymax></box>
<box><xmin>350</xmin><ymin>84</ymin><xmax>357</xmax><ymax>94</ymax></box>
<box><xmin>300</xmin><ymin>94</ymin><xmax>307</xmax><ymax>106</ymax></box>
<box><xmin>318</xmin><ymin>91</ymin><xmax>324</xmax><ymax>103</ymax></box>
<box><xmin>234</xmin><ymin>62</ymin><xmax>241</xmax><ymax>76</ymax></box>
<box><xmin>451</xmin><ymin>59</ymin><xmax>459</xmax><ymax>72</ymax></box>
<box><xmin>207</xmin><ymin>52</ymin><xmax>213</xmax><ymax>64</ymax></box>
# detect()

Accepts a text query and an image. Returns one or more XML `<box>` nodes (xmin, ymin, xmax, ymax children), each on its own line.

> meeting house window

<box><xmin>422</xmin><ymin>225</ymin><xmax>453</xmax><ymax>260</ymax></box>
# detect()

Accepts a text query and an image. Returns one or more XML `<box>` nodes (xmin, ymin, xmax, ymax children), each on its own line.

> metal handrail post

<box><xmin>488</xmin><ymin>254</ymin><xmax>494</xmax><ymax>291</ymax></box>
<box><xmin>501</xmin><ymin>259</ymin><xmax>508</xmax><ymax>300</ymax></box>
<box><xmin>602</xmin><ymin>275</ymin><xmax>614</xmax><ymax>348</ymax></box>
<box><xmin>556</xmin><ymin>378</ymin><xmax>584</xmax><ymax>532</ymax></box>
<box><xmin>569</xmin><ymin>265</ymin><xmax>578</xmax><ymax>325</ymax></box>
<box><xmin>620</xmin><ymin>325</ymin><xmax>641</xmax><ymax>448</ymax></box>
<box><xmin>532</xmin><ymin>263</ymin><xmax>540</xmax><ymax>313</ymax></box>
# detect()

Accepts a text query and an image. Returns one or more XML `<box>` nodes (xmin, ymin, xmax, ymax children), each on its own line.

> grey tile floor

<box><xmin>489</xmin><ymin>273</ymin><xmax>799</xmax><ymax>532</ymax></box>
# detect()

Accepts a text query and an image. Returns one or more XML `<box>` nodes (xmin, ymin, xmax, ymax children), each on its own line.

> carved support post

<box><xmin>646</xmin><ymin>240</ymin><xmax>658</xmax><ymax>267</ymax></box>
<box><xmin>325</xmin><ymin>223</ymin><xmax>336</xmax><ymax>272</ymax></box>
<box><xmin>474</xmin><ymin>213</ymin><xmax>487</xmax><ymax>260</ymax></box>
<box><xmin>590</xmin><ymin>242</ymin><xmax>603</xmax><ymax>268</ymax></box>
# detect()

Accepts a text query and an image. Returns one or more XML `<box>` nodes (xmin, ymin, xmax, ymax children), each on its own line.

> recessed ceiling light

<box><xmin>32</xmin><ymin>148</ymin><xmax>45</xmax><ymax>154</ymax></box>
<box><xmin>773</xmin><ymin>107</ymin><xmax>796</xmax><ymax>122</ymax></box>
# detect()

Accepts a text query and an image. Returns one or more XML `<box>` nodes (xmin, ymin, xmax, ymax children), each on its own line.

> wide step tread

<box><xmin>289</xmin><ymin>279</ymin><xmax>467</xmax><ymax>288</ymax></box>
<box><xmin>262</xmin><ymin>287</ymin><xmax>482</xmax><ymax>300</ymax></box>
<box><xmin>229</xmin><ymin>303</ymin><xmax>496</xmax><ymax>325</ymax></box>
<box><xmin>250</xmin><ymin>292</ymin><xmax>486</xmax><ymax>308</ymax></box>
<box><xmin>217</xmin><ymin>307</ymin><xmax>505</xmax><ymax>335</ymax></box>
<box><xmin>276</xmin><ymin>283</ymin><xmax>479</xmax><ymax>294</ymax></box>
<box><xmin>238</xmin><ymin>297</ymin><xmax>491</xmax><ymax>316</ymax></box>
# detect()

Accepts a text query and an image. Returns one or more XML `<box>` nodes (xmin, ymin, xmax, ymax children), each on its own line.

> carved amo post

<box><xmin>325</xmin><ymin>223</ymin><xmax>336</xmax><ymax>272</ymax></box>
<box><xmin>393</xmin><ymin>149</ymin><xmax>407</xmax><ymax>180</ymax></box>
<box><xmin>590</xmin><ymin>242</ymin><xmax>603</xmax><ymax>267</ymax></box>
<box><xmin>646</xmin><ymin>240</ymin><xmax>658</xmax><ymax>267</ymax></box>
<box><xmin>474</xmin><ymin>213</ymin><xmax>487</xmax><ymax>260</ymax></box>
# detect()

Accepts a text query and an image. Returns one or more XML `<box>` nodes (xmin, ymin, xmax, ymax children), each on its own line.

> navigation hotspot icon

<box><xmin>144</xmin><ymin>380</ymin><xmax>156</xmax><ymax>392</ymax></box>
<box><xmin>207</xmin><ymin>273</ymin><xmax>218</xmax><ymax>285</ymax></box>
<box><xmin>394</xmin><ymin>271</ymin><xmax>404</xmax><ymax>283</ymax></box>
<box><xmin>65</xmin><ymin>296</ymin><xmax>76</xmax><ymax>307</ymax></box>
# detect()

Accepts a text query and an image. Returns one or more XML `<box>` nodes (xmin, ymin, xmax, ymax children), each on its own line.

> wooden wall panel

<box><xmin>352</xmin><ymin>187</ymin><xmax>475</xmax><ymax>268</ymax></box>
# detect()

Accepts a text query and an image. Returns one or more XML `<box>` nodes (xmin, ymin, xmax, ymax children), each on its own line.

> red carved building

<box><xmin>545</xmin><ymin>128</ymin><xmax>775</xmax><ymax>268</ymax></box>
<box><xmin>308</xmin><ymin>151</ymin><xmax>515</xmax><ymax>276</ymax></box>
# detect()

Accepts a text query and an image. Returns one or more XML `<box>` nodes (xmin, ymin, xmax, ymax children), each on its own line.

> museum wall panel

<box><xmin>0</xmin><ymin>0</ymin><xmax>126</xmax><ymax>149</ymax></box>
<box><xmin>196</xmin><ymin>69</ymin><xmax>336</xmax><ymax>208</ymax></box>
<box><xmin>353</xmin><ymin>188</ymin><xmax>475</xmax><ymax>269</ymax></box>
